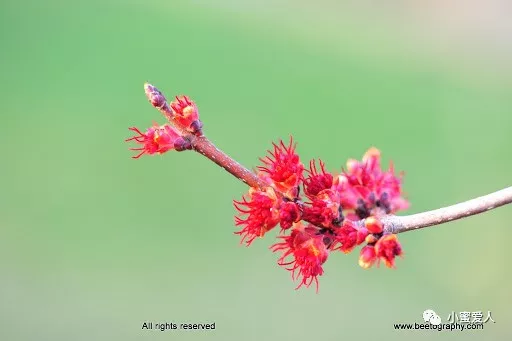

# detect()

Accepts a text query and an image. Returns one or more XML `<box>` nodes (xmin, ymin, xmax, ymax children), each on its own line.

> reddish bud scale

<box><xmin>141</xmin><ymin>83</ymin><xmax>175</xmax><ymax>124</ymax></box>
<box><xmin>144</xmin><ymin>83</ymin><xmax>168</xmax><ymax>109</ymax></box>
<box><xmin>365</xmin><ymin>234</ymin><xmax>379</xmax><ymax>244</ymax></box>
<box><xmin>359</xmin><ymin>245</ymin><xmax>377</xmax><ymax>269</ymax></box>
<box><xmin>365</xmin><ymin>216</ymin><xmax>383</xmax><ymax>234</ymax></box>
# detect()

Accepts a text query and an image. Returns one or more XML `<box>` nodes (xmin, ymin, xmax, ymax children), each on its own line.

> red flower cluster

<box><xmin>125</xmin><ymin>84</ymin><xmax>203</xmax><ymax>158</ymax></box>
<box><xmin>127</xmin><ymin>84</ymin><xmax>408</xmax><ymax>292</ymax></box>
<box><xmin>335</xmin><ymin>147</ymin><xmax>409</xmax><ymax>218</ymax></box>
<box><xmin>234</xmin><ymin>140</ymin><xmax>408</xmax><ymax>291</ymax></box>
<box><xmin>234</xmin><ymin>139</ymin><xmax>304</xmax><ymax>246</ymax></box>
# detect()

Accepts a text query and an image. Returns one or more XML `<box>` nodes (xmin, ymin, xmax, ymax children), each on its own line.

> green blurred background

<box><xmin>1</xmin><ymin>0</ymin><xmax>511</xmax><ymax>340</ymax></box>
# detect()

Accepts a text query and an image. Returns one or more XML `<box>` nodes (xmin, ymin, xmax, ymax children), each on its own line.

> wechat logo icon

<box><xmin>423</xmin><ymin>309</ymin><xmax>441</xmax><ymax>326</ymax></box>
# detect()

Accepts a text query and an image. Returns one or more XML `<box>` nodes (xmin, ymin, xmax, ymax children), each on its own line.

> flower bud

<box><xmin>364</xmin><ymin>216</ymin><xmax>383</xmax><ymax>234</ymax></box>
<box><xmin>359</xmin><ymin>245</ymin><xmax>377</xmax><ymax>269</ymax></box>
<box><xmin>144</xmin><ymin>82</ymin><xmax>167</xmax><ymax>109</ymax></box>
<box><xmin>375</xmin><ymin>234</ymin><xmax>403</xmax><ymax>268</ymax></box>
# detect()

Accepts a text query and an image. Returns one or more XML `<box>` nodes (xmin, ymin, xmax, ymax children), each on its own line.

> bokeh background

<box><xmin>1</xmin><ymin>1</ymin><xmax>511</xmax><ymax>340</ymax></box>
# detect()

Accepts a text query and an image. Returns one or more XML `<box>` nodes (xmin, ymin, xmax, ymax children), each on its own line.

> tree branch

<box><xmin>192</xmin><ymin>136</ymin><xmax>267</xmax><ymax>188</ymax></box>
<box><xmin>145</xmin><ymin>83</ymin><xmax>267</xmax><ymax>189</ymax></box>
<box><xmin>380</xmin><ymin>186</ymin><xmax>512</xmax><ymax>234</ymax></box>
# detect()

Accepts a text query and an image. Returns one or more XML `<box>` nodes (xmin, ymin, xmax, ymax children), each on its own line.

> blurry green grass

<box><xmin>0</xmin><ymin>1</ymin><xmax>511</xmax><ymax>340</ymax></box>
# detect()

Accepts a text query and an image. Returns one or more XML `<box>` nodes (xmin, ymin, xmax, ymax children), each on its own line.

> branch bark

<box><xmin>380</xmin><ymin>186</ymin><xmax>512</xmax><ymax>234</ymax></box>
<box><xmin>192</xmin><ymin>136</ymin><xmax>266</xmax><ymax>188</ymax></box>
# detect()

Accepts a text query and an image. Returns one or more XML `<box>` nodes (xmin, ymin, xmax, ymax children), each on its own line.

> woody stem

<box><xmin>147</xmin><ymin>84</ymin><xmax>266</xmax><ymax>188</ymax></box>
<box><xmin>191</xmin><ymin>136</ymin><xmax>266</xmax><ymax>188</ymax></box>
<box><xmin>380</xmin><ymin>186</ymin><xmax>512</xmax><ymax>234</ymax></box>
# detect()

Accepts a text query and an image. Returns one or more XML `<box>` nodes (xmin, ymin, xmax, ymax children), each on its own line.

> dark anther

<box><xmin>322</xmin><ymin>235</ymin><xmax>333</xmax><ymax>247</ymax></box>
<box><xmin>368</xmin><ymin>192</ymin><xmax>376</xmax><ymax>204</ymax></box>
<box><xmin>355</xmin><ymin>199</ymin><xmax>370</xmax><ymax>219</ymax></box>
<box><xmin>331</xmin><ymin>206</ymin><xmax>344</xmax><ymax>226</ymax></box>
<box><xmin>331</xmin><ymin>218</ymin><xmax>342</xmax><ymax>226</ymax></box>
<box><xmin>380</xmin><ymin>192</ymin><xmax>391</xmax><ymax>214</ymax></box>
<box><xmin>380</xmin><ymin>192</ymin><xmax>389</xmax><ymax>202</ymax></box>
<box><xmin>318</xmin><ymin>228</ymin><xmax>329</xmax><ymax>235</ymax></box>
<box><xmin>174</xmin><ymin>137</ymin><xmax>192</xmax><ymax>151</ymax></box>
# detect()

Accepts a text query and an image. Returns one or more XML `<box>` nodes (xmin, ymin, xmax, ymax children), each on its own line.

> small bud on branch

<box><xmin>126</xmin><ymin>82</ymin><xmax>512</xmax><ymax>291</ymax></box>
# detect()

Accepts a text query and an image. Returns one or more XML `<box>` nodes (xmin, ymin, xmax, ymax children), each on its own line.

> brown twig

<box><xmin>192</xmin><ymin>136</ymin><xmax>266</xmax><ymax>188</ymax></box>
<box><xmin>145</xmin><ymin>83</ymin><xmax>266</xmax><ymax>188</ymax></box>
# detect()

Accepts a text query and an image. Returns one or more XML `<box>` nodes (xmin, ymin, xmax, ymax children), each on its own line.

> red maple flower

<box><xmin>234</xmin><ymin>187</ymin><xmax>281</xmax><ymax>245</ymax></box>
<box><xmin>334</xmin><ymin>147</ymin><xmax>408</xmax><ymax>218</ymax></box>
<box><xmin>377</xmin><ymin>163</ymin><xmax>409</xmax><ymax>213</ymax></box>
<box><xmin>358</xmin><ymin>245</ymin><xmax>377</xmax><ymax>269</ymax></box>
<box><xmin>125</xmin><ymin>124</ymin><xmax>190</xmax><ymax>159</ymax></box>
<box><xmin>170</xmin><ymin>95</ymin><xmax>202</xmax><ymax>135</ymax></box>
<box><xmin>375</xmin><ymin>234</ymin><xmax>403</xmax><ymax>268</ymax></box>
<box><xmin>258</xmin><ymin>138</ymin><xmax>304</xmax><ymax>199</ymax></box>
<box><xmin>302</xmin><ymin>189</ymin><xmax>343</xmax><ymax>228</ymax></box>
<box><xmin>279</xmin><ymin>201</ymin><xmax>301</xmax><ymax>230</ymax></box>
<box><xmin>303</xmin><ymin>159</ymin><xmax>333</xmax><ymax>198</ymax></box>
<box><xmin>333</xmin><ymin>220</ymin><xmax>368</xmax><ymax>253</ymax></box>
<box><xmin>271</xmin><ymin>223</ymin><xmax>328</xmax><ymax>292</ymax></box>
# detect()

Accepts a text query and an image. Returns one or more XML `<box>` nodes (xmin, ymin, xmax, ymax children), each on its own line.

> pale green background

<box><xmin>1</xmin><ymin>1</ymin><xmax>511</xmax><ymax>340</ymax></box>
